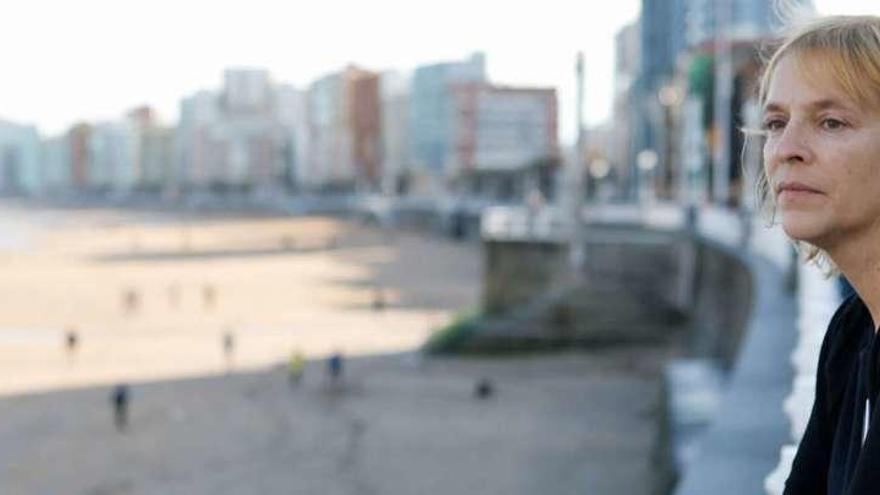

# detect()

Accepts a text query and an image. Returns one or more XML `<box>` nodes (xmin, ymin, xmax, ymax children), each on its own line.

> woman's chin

<box><xmin>780</xmin><ymin>214</ymin><xmax>829</xmax><ymax>246</ymax></box>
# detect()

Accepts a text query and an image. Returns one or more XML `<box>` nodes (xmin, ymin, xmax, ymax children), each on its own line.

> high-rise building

<box><xmin>222</xmin><ymin>68</ymin><xmax>272</xmax><ymax>116</ymax></box>
<box><xmin>139</xmin><ymin>126</ymin><xmax>174</xmax><ymax>192</ymax></box>
<box><xmin>612</xmin><ymin>21</ymin><xmax>641</xmax><ymax>196</ymax></box>
<box><xmin>89</xmin><ymin>121</ymin><xmax>137</xmax><ymax>193</ymax></box>
<box><xmin>176</xmin><ymin>70</ymin><xmax>302</xmax><ymax>194</ymax></box>
<box><xmin>686</xmin><ymin>0</ymin><xmax>718</xmax><ymax>49</ymax></box>
<box><xmin>221</xmin><ymin>69</ymin><xmax>284</xmax><ymax>192</ymax></box>
<box><xmin>177</xmin><ymin>90</ymin><xmax>221</xmax><ymax>189</ymax></box>
<box><xmin>634</xmin><ymin>0</ymin><xmax>688</xmax><ymax>200</ymax></box>
<box><xmin>685</xmin><ymin>0</ymin><xmax>816</xmax><ymax>48</ymax></box>
<box><xmin>307</xmin><ymin>71</ymin><xmax>346</xmax><ymax>189</ymax></box>
<box><xmin>350</xmin><ymin>68</ymin><xmax>382</xmax><ymax>188</ymax></box>
<box><xmin>0</xmin><ymin>119</ymin><xmax>41</xmax><ymax>194</ymax></box>
<box><xmin>409</xmin><ymin>53</ymin><xmax>486</xmax><ymax>177</ymax></box>
<box><xmin>451</xmin><ymin>83</ymin><xmax>557</xmax><ymax>173</ymax></box>
<box><xmin>640</xmin><ymin>0</ymin><xmax>687</xmax><ymax>95</ymax></box>
<box><xmin>380</xmin><ymin>71</ymin><xmax>410</xmax><ymax>194</ymax></box>
<box><xmin>446</xmin><ymin>82</ymin><xmax>558</xmax><ymax>201</ymax></box>
<box><xmin>67</xmin><ymin>123</ymin><xmax>92</xmax><ymax>190</ymax></box>
<box><xmin>41</xmin><ymin>134</ymin><xmax>70</xmax><ymax>193</ymax></box>
<box><xmin>683</xmin><ymin>0</ymin><xmax>814</xmax><ymax>204</ymax></box>
<box><xmin>275</xmin><ymin>84</ymin><xmax>309</xmax><ymax>190</ymax></box>
<box><xmin>307</xmin><ymin>66</ymin><xmax>381</xmax><ymax>191</ymax></box>
<box><xmin>127</xmin><ymin>106</ymin><xmax>174</xmax><ymax>192</ymax></box>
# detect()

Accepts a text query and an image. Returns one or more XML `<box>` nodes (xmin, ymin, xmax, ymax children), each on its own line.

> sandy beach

<box><xmin>0</xmin><ymin>204</ymin><xmax>481</xmax><ymax>395</ymax></box>
<box><xmin>0</xmin><ymin>203</ymin><xmax>668</xmax><ymax>495</ymax></box>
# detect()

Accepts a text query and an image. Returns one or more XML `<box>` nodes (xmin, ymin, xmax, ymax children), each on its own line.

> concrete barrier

<box><xmin>474</xmin><ymin>224</ymin><xmax>752</xmax><ymax>369</ymax></box>
<box><xmin>469</xmin><ymin>205</ymin><xmax>797</xmax><ymax>495</ymax></box>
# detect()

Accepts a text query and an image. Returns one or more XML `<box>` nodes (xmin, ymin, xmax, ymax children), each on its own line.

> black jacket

<box><xmin>785</xmin><ymin>295</ymin><xmax>880</xmax><ymax>494</ymax></box>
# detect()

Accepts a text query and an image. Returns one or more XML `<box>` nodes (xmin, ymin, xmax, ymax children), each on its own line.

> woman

<box><xmin>758</xmin><ymin>14</ymin><xmax>880</xmax><ymax>495</ymax></box>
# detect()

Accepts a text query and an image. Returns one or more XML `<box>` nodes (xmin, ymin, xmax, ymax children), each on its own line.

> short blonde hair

<box><xmin>755</xmin><ymin>15</ymin><xmax>880</xmax><ymax>272</ymax></box>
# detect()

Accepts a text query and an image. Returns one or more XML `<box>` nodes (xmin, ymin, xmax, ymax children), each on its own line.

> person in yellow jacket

<box><xmin>288</xmin><ymin>351</ymin><xmax>306</xmax><ymax>386</ymax></box>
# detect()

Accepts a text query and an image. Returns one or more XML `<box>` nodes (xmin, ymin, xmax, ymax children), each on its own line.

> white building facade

<box><xmin>0</xmin><ymin>120</ymin><xmax>42</xmax><ymax>195</ymax></box>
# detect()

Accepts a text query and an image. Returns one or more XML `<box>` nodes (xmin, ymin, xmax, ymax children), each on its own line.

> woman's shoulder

<box><xmin>821</xmin><ymin>293</ymin><xmax>871</xmax><ymax>370</ymax></box>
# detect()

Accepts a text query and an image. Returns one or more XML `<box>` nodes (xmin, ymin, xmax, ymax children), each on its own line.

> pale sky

<box><xmin>1</xmin><ymin>0</ymin><xmax>877</xmax><ymax>144</ymax></box>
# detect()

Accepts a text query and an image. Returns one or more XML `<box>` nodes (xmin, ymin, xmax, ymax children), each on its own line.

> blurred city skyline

<box><xmin>4</xmin><ymin>0</ymin><xmax>634</xmax><ymax>143</ymax></box>
<box><xmin>0</xmin><ymin>0</ymin><xmax>876</xmax><ymax>144</ymax></box>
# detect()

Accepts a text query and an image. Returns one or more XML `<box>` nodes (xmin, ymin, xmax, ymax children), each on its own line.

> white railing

<box><xmin>480</xmin><ymin>206</ymin><xmax>572</xmax><ymax>242</ymax></box>
<box><xmin>765</xmin><ymin>259</ymin><xmax>838</xmax><ymax>494</ymax></box>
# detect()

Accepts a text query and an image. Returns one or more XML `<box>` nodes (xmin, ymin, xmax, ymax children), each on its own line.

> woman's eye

<box><xmin>821</xmin><ymin>118</ymin><xmax>846</xmax><ymax>130</ymax></box>
<box><xmin>762</xmin><ymin>119</ymin><xmax>785</xmax><ymax>132</ymax></box>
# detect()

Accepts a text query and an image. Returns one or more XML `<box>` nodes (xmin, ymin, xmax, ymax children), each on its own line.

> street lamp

<box><xmin>568</xmin><ymin>51</ymin><xmax>587</xmax><ymax>276</ymax></box>
<box><xmin>589</xmin><ymin>158</ymin><xmax>610</xmax><ymax>180</ymax></box>
<box><xmin>658</xmin><ymin>84</ymin><xmax>684</xmax><ymax>199</ymax></box>
<box><xmin>658</xmin><ymin>85</ymin><xmax>684</xmax><ymax>107</ymax></box>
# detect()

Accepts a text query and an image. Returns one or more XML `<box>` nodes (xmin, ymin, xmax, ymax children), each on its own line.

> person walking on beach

<box><xmin>122</xmin><ymin>288</ymin><xmax>139</xmax><ymax>315</ymax></box>
<box><xmin>64</xmin><ymin>327</ymin><xmax>78</xmax><ymax>355</ymax></box>
<box><xmin>757</xmin><ymin>14</ymin><xmax>880</xmax><ymax>495</ymax></box>
<box><xmin>288</xmin><ymin>350</ymin><xmax>306</xmax><ymax>386</ymax></box>
<box><xmin>474</xmin><ymin>377</ymin><xmax>495</xmax><ymax>400</ymax></box>
<box><xmin>203</xmin><ymin>284</ymin><xmax>216</xmax><ymax>310</ymax></box>
<box><xmin>111</xmin><ymin>384</ymin><xmax>130</xmax><ymax>432</ymax></box>
<box><xmin>222</xmin><ymin>331</ymin><xmax>235</xmax><ymax>369</ymax></box>
<box><xmin>372</xmin><ymin>286</ymin><xmax>386</xmax><ymax>311</ymax></box>
<box><xmin>327</xmin><ymin>351</ymin><xmax>344</xmax><ymax>386</ymax></box>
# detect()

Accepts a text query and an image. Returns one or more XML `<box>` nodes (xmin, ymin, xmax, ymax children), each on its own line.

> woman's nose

<box><xmin>768</xmin><ymin>121</ymin><xmax>814</xmax><ymax>166</ymax></box>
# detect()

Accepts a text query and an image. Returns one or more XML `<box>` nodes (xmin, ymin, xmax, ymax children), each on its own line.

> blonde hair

<box><xmin>754</xmin><ymin>14</ymin><xmax>880</xmax><ymax>272</ymax></box>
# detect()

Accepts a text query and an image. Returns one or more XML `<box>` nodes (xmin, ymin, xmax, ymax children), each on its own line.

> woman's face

<box><xmin>763</xmin><ymin>52</ymin><xmax>880</xmax><ymax>251</ymax></box>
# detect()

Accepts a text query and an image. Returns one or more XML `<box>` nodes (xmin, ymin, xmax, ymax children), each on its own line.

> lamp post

<box><xmin>658</xmin><ymin>84</ymin><xmax>684</xmax><ymax>200</ymax></box>
<box><xmin>713</xmin><ymin>0</ymin><xmax>733</xmax><ymax>205</ymax></box>
<box><xmin>568</xmin><ymin>51</ymin><xmax>587</xmax><ymax>275</ymax></box>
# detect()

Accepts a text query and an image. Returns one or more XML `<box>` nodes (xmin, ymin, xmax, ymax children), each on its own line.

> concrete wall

<box><xmin>688</xmin><ymin>239</ymin><xmax>753</xmax><ymax>369</ymax></box>
<box><xmin>482</xmin><ymin>239</ymin><xmax>570</xmax><ymax>316</ymax></box>
<box><xmin>471</xmin><ymin>225</ymin><xmax>753</xmax><ymax>368</ymax></box>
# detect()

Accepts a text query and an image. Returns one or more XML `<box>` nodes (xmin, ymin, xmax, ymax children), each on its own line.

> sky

<box><xmin>1</xmin><ymin>0</ymin><xmax>878</xmax><ymax>144</ymax></box>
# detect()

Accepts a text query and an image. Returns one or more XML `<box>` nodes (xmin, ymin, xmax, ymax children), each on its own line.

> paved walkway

<box><xmin>675</xmin><ymin>206</ymin><xmax>838</xmax><ymax>495</ymax></box>
<box><xmin>674</xmin><ymin>243</ymin><xmax>797</xmax><ymax>495</ymax></box>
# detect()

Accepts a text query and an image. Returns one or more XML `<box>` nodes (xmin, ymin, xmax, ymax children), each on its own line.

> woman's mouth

<box><xmin>777</xmin><ymin>181</ymin><xmax>824</xmax><ymax>202</ymax></box>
